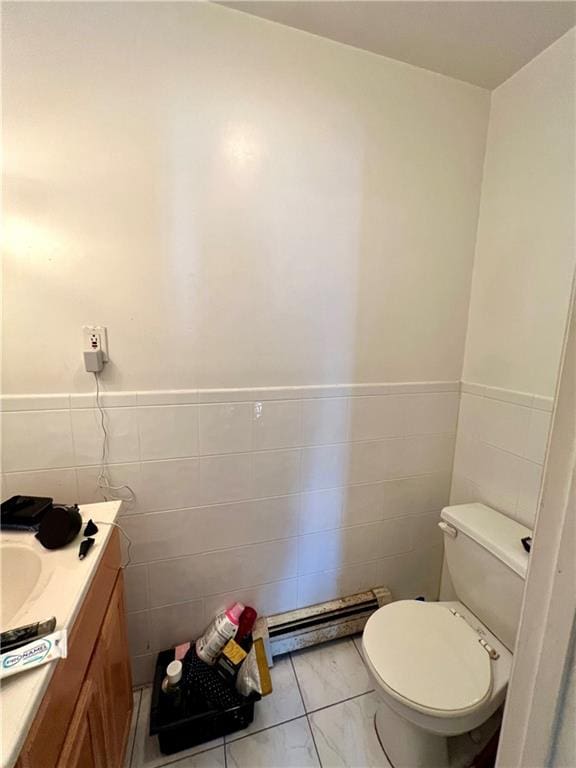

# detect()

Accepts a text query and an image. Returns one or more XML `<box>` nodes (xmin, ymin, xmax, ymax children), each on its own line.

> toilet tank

<box><xmin>440</xmin><ymin>503</ymin><xmax>531</xmax><ymax>652</ymax></box>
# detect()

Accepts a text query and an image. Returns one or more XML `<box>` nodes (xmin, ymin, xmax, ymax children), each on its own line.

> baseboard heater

<box><xmin>255</xmin><ymin>586</ymin><xmax>391</xmax><ymax>662</ymax></box>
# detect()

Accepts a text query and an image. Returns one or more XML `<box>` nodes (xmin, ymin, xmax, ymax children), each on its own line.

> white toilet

<box><xmin>362</xmin><ymin>502</ymin><xmax>532</xmax><ymax>768</ymax></box>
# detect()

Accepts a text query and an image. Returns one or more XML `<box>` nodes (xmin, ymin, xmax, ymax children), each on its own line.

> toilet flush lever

<box><xmin>438</xmin><ymin>521</ymin><xmax>458</xmax><ymax>538</ymax></box>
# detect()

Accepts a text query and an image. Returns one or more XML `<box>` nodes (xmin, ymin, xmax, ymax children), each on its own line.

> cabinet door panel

<box><xmin>17</xmin><ymin>530</ymin><xmax>121</xmax><ymax>768</ymax></box>
<box><xmin>98</xmin><ymin>572</ymin><xmax>133</xmax><ymax>767</ymax></box>
<box><xmin>16</xmin><ymin>539</ymin><xmax>132</xmax><ymax>768</ymax></box>
<box><xmin>56</xmin><ymin>676</ymin><xmax>105</xmax><ymax>768</ymax></box>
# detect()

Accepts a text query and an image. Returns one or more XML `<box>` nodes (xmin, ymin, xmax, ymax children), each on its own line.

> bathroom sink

<box><xmin>0</xmin><ymin>544</ymin><xmax>42</xmax><ymax>629</ymax></box>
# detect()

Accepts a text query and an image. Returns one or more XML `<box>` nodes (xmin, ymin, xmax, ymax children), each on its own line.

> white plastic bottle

<box><xmin>195</xmin><ymin>603</ymin><xmax>244</xmax><ymax>665</ymax></box>
<box><xmin>161</xmin><ymin>660</ymin><xmax>183</xmax><ymax>706</ymax></box>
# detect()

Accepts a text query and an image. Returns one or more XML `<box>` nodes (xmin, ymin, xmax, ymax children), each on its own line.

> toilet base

<box><xmin>375</xmin><ymin>699</ymin><xmax>449</xmax><ymax>768</ymax></box>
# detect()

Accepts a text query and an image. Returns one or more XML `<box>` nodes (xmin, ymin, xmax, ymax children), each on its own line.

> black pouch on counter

<box><xmin>1</xmin><ymin>495</ymin><xmax>52</xmax><ymax>531</ymax></box>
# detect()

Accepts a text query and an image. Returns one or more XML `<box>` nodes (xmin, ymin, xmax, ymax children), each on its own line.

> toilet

<box><xmin>362</xmin><ymin>503</ymin><xmax>531</xmax><ymax>768</ymax></box>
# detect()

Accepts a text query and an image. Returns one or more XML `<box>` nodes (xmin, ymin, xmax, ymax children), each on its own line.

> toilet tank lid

<box><xmin>441</xmin><ymin>503</ymin><xmax>532</xmax><ymax>579</ymax></box>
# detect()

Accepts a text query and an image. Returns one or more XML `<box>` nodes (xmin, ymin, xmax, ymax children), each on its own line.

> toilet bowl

<box><xmin>362</xmin><ymin>600</ymin><xmax>510</xmax><ymax>767</ymax></box>
<box><xmin>361</xmin><ymin>503</ymin><xmax>530</xmax><ymax>768</ymax></box>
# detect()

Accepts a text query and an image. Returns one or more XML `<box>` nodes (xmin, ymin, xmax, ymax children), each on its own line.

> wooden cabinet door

<box><xmin>16</xmin><ymin>532</ymin><xmax>122</xmax><ymax>768</ymax></box>
<box><xmin>97</xmin><ymin>572</ymin><xmax>133</xmax><ymax>767</ymax></box>
<box><xmin>56</xmin><ymin>676</ymin><xmax>105</xmax><ymax>768</ymax></box>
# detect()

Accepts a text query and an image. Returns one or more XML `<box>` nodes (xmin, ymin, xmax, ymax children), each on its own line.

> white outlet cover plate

<box><xmin>82</xmin><ymin>326</ymin><xmax>109</xmax><ymax>362</ymax></box>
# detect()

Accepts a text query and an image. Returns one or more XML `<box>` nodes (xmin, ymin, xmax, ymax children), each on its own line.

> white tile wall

<box><xmin>148</xmin><ymin>600</ymin><xmax>206</xmax><ymax>652</ymax></box>
<box><xmin>2</xmin><ymin>410</ymin><xmax>75</xmax><ymax>471</ymax></box>
<box><xmin>140</xmin><ymin>458</ymin><xmax>199</xmax><ymax>511</ymax></box>
<box><xmin>197</xmin><ymin>453</ymin><xmax>252</xmax><ymax>504</ymax></box>
<box><xmin>253</xmin><ymin>400</ymin><xmax>302</xmax><ymax>450</ymax></box>
<box><xmin>138</xmin><ymin>405</ymin><xmax>199</xmax><ymax>460</ymax></box>
<box><xmin>348</xmin><ymin>395</ymin><xmax>406</xmax><ymax>441</ymax></box>
<box><xmin>451</xmin><ymin>384</ymin><xmax>553</xmax><ymax>528</ymax></box>
<box><xmin>198</xmin><ymin>403</ymin><xmax>252</xmax><ymax>455</ymax></box>
<box><xmin>71</xmin><ymin>407</ymin><xmax>140</xmax><ymax>465</ymax></box>
<box><xmin>298</xmin><ymin>561</ymin><xmax>384</xmax><ymax>608</ymax></box>
<box><xmin>2</xmin><ymin>381</ymin><xmax>463</xmax><ymax>684</ymax></box>
<box><xmin>300</xmin><ymin>398</ymin><xmax>349</xmax><ymax>446</ymax></box>
<box><xmin>123</xmin><ymin>564</ymin><xmax>149</xmax><ymax>612</ymax></box>
<box><xmin>3</xmin><ymin>468</ymin><xmax>79</xmax><ymax>505</ymax></box>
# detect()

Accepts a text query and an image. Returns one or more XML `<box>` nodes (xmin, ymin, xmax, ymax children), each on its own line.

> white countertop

<box><xmin>0</xmin><ymin>501</ymin><xmax>122</xmax><ymax>768</ymax></box>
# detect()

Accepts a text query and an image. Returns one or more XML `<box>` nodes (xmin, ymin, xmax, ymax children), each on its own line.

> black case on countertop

<box><xmin>1</xmin><ymin>495</ymin><xmax>52</xmax><ymax>531</ymax></box>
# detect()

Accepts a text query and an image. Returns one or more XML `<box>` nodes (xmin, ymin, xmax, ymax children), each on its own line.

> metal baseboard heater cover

<box><xmin>255</xmin><ymin>586</ymin><xmax>391</xmax><ymax>662</ymax></box>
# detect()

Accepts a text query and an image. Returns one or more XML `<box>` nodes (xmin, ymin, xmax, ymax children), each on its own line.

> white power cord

<box><xmin>92</xmin><ymin>372</ymin><xmax>135</xmax><ymax>567</ymax></box>
<box><xmin>92</xmin><ymin>520</ymin><xmax>133</xmax><ymax>568</ymax></box>
<box><xmin>93</xmin><ymin>372</ymin><xmax>136</xmax><ymax>502</ymax></box>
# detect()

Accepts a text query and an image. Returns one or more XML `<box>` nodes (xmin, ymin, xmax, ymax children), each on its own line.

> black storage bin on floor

<box><xmin>150</xmin><ymin>648</ymin><xmax>259</xmax><ymax>755</ymax></box>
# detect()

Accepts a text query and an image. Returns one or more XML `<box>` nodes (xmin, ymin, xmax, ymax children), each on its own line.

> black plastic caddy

<box><xmin>150</xmin><ymin>648</ymin><xmax>259</xmax><ymax>755</ymax></box>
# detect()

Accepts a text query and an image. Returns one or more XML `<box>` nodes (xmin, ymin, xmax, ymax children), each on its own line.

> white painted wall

<box><xmin>463</xmin><ymin>29</ymin><xmax>576</xmax><ymax>399</ymax></box>
<box><xmin>450</xmin><ymin>29</ymin><xmax>576</xmax><ymax>525</ymax></box>
<box><xmin>2</xmin><ymin>2</ymin><xmax>489</xmax><ymax>394</ymax></box>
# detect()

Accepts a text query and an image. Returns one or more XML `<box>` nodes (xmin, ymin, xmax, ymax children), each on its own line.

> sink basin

<box><xmin>1</xmin><ymin>544</ymin><xmax>42</xmax><ymax>629</ymax></box>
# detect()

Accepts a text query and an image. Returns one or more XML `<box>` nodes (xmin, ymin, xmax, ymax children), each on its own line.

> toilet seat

<box><xmin>363</xmin><ymin>601</ymin><xmax>493</xmax><ymax>717</ymax></box>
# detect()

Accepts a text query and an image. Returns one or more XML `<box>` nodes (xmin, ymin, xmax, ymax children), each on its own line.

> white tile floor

<box><xmin>125</xmin><ymin>637</ymin><xmax>393</xmax><ymax>768</ymax></box>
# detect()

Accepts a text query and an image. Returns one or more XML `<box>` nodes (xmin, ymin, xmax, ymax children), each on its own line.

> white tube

<box><xmin>0</xmin><ymin>630</ymin><xmax>67</xmax><ymax>680</ymax></box>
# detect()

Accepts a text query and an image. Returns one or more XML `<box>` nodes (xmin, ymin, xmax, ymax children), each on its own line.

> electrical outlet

<box><xmin>82</xmin><ymin>326</ymin><xmax>109</xmax><ymax>362</ymax></box>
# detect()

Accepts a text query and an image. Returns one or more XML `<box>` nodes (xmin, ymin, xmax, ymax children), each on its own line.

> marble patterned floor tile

<box><xmin>227</xmin><ymin>655</ymin><xmax>305</xmax><ymax>742</ymax></box>
<box><xmin>309</xmin><ymin>692</ymin><xmax>392</xmax><ymax>768</ymax></box>
<box><xmin>156</xmin><ymin>746</ymin><xmax>227</xmax><ymax>768</ymax></box>
<box><xmin>291</xmin><ymin>638</ymin><xmax>372</xmax><ymax>712</ymax></box>
<box><xmin>131</xmin><ymin>687</ymin><xmax>223</xmax><ymax>768</ymax></box>
<box><xmin>226</xmin><ymin>717</ymin><xmax>320</xmax><ymax>768</ymax></box>
<box><xmin>125</xmin><ymin>689</ymin><xmax>143</xmax><ymax>767</ymax></box>
<box><xmin>352</xmin><ymin>634</ymin><xmax>364</xmax><ymax>660</ymax></box>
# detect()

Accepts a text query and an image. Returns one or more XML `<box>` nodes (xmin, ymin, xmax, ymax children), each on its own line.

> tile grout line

<box><xmin>0</xmin><ymin>382</ymin><xmax>463</xmax><ymax>413</ymax></box>
<box><xmin>153</xmin><ymin>690</ymin><xmax>379</xmax><ymax>762</ymax></box>
<box><xmin>153</xmin><ymin>741</ymin><xmax>226</xmax><ymax>768</ymax></box>
<box><xmin>135</xmin><ymin>673</ymin><xmax>376</xmax><ymax>764</ymax></box>
<box><xmin>289</xmin><ymin>653</ymin><xmax>323</xmax><ymax>767</ymax></box>
<box><xmin>127</xmin><ymin>688</ymin><xmax>143</xmax><ymax>768</ymax></box>
<box><xmin>155</xmin><ymin>747</ymin><xmax>223</xmax><ymax>768</ymax></box>
<box><xmin>305</xmin><ymin>688</ymin><xmax>375</xmax><ymax>717</ymax></box>
<box><xmin>225</xmin><ymin>712</ymin><xmax>307</xmax><ymax>746</ymax></box>
<box><xmin>351</xmin><ymin>634</ymin><xmax>365</xmax><ymax>663</ymax></box>
<box><xmin>5</xmin><ymin>434</ymin><xmax>458</xmax><ymax>475</ymax></box>
<box><xmin>223</xmin><ymin>688</ymin><xmax>375</xmax><ymax>749</ymax></box>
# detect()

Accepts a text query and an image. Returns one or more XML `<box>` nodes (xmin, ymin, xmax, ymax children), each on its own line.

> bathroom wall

<box><xmin>450</xmin><ymin>29</ymin><xmax>576</xmax><ymax>527</ymax></box>
<box><xmin>450</xmin><ymin>384</ymin><xmax>553</xmax><ymax>527</ymax></box>
<box><xmin>2</xmin><ymin>2</ymin><xmax>489</xmax><ymax>394</ymax></box>
<box><xmin>463</xmin><ymin>28</ymin><xmax>575</xmax><ymax>399</ymax></box>
<box><xmin>2</xmin><ymin>383</ymin><xmax>456</xmax><ymax>683</ymax></box>
<box><xmin>1</xmin><ymin>3</ymin><xmax>492</xmax><ymax>683</ymax></box>
<box><xmin>5</xmin><ymin>4</ymin><xmax>574</xmax><ymax>685</ymax></box>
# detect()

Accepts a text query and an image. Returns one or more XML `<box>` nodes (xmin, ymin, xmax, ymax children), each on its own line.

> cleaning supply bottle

<box><xmin>236</xmin><ymin>606</ymin><xmax>258</xmax><ymax>650</ymax></box>
<box><xmin>195</xmin><ymin>603</ymin><xmax>245</xmax><ymax>665</ymax></box>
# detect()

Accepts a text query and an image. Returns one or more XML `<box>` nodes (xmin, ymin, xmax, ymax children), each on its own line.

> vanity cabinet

<box><xmin>16</xmin><ymin>530</ymin><xmax>133</xmax><ymax>768</ymax></box>
<box><xmin>57</xmin><ymin>675</ymin><xmax>106</xmax><ymax>768</ymax></box>
<box><xmin>94</xmin><ymin>575</ymin><xmax>133</xmax><ymax>767</ymax></box>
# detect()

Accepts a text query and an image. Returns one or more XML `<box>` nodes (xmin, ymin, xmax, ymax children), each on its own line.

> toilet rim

<box><xmin>362</xmin><ymin>601</ymin><xmax>497</xmax><ymax>719</ymax></box>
